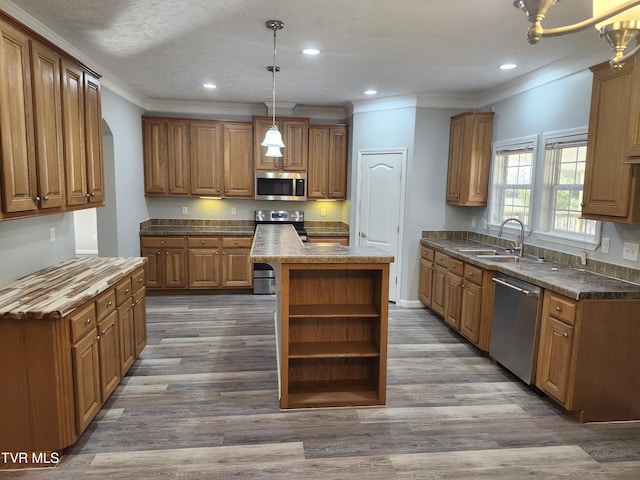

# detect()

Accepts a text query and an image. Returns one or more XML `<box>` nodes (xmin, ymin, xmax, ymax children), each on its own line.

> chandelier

<box><xmin>514</xmin><ymin>0</ymin><xmax>640</xmax><ymax>69</ymax></box>
<box><xmin>261</xmin><ymin>20</ymin><xmax>285</xmax><ymax>157</ymax></box>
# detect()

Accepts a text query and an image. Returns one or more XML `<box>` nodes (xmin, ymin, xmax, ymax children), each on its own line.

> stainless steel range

<box><xmin>253</xmin><ymin>210</ymin><xmax>307</xmax><ymax>294</ymax></box>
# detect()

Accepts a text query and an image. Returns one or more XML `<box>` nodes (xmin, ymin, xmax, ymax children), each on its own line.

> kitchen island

<box><xmin>250</xmin><ymin>224</ymin><xmax>394</xmax><ymax>409</ymax></box>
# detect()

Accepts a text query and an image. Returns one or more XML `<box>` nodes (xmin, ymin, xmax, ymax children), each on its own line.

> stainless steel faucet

<box><xmin>498</xmin><ymin>218</ymin><xmax>525</xmax><ymax>256</ymax></box>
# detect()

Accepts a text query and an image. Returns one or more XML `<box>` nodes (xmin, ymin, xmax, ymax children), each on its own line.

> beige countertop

<box><xmin>251</xmin><ymin>224</ymin><xmax>393</xmax><ymax>264</ymax></box>
<box><xmin>420</xmin><ymin>238</ymin><xmax>640</xmax><ymax>300</ymax></box>
<box><xmin>0</xmin><ymin>257</ymin><xmax>147</xmax><ymax>321</ymax></box>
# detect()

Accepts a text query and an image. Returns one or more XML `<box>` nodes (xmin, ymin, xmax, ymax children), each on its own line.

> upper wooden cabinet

<box><xmin>142</xmin><ymin>117</ymin><xmax>253</xmax><ymax>198</ymax></box>
<box><xmin>254</xmin><ymin>116</ymin><xmax>308</xmax><ymax>171</ymax></box>
<box><xmin>0</xmin><ymin>13</ymin><xmax>103</xmax><ymax>221</ymax></box>
<box><xmin>582</xmin><ymin>58</ymin><xmax>640</xmax><ymax>223</ymax></box>
<box><xmin>308</xmin><ymin>124</ymin><xmax>348</xmax><ymax>200</ymax></box>
<box><xmin>446</xmin><ymin>112</ymin><xmax>494</xmax><ymax>206</ymax></box>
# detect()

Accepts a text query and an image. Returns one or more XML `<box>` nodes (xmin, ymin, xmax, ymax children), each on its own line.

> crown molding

<box><xmin>351</xmin><ymin>95</ymin><xmax>418</xmax><ymax>113</ymax></box>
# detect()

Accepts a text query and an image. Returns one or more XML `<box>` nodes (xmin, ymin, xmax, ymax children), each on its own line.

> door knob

<box><xmin>360</xmin><ymin>232</ymin><xmax>367</xmax><ymax>238</ymax></box>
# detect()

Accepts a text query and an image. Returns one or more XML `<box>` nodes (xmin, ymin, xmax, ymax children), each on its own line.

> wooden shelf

<box><xmin>288</xmin><ymin>380</ymin><xmax>381</xmax><ymax>408</ymax></box>
<box><xmin>289</xmin><ymin>341</ymin><xmax>379</xmax><ymax>359</ymax></box>
<box><xmin>289</xmin><ymin>304</ymin><xmax>379</xmax><ymax>318</ymax></box>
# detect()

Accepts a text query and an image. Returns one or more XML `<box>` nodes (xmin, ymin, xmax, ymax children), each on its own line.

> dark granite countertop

<box><xmin>420</xmin><ymin>238</ymin><xmax>640</xmax><ymax>301</ymax></box>
<box><xmin>251</xmin><ymin>224</ymin><xmax>392</xmax><ymax>264</ymax></box>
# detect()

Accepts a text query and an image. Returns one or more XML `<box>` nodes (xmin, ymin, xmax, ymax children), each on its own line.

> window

<box><xmin>540</xmin><ymin>128</ymin><xmax>600</xmax><ymax>246</ymax></box>
<box><xmin>489</xmin><ymin>136</ymin><xmax>537</xmax><ymax>229</ymax></box>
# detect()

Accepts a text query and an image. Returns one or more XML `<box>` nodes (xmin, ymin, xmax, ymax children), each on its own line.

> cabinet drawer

<box><xmin>464</xmin><ymin>264</ymin><xmax>483</xmax><ymax>286</ymax></box>
<box><xmin>420</xmin><ymin>246</ymin><xmax>434</xmax><ymax>261</ymax></box>
<box><xmin>547</xmin><ymin>293</ymin><xmax>576</xmax><ymax>325</ymax></box>
<box><xmin>70</xmin><ymin>302</ymin><xmax>97</xmax><ymax>344</ymax></box>
<box><xmin>188</xmin><ymin>237</ymin><xmax>220</xmax><ymax>248</ymax></box>
<box><xmin>140</xmin><ymin>236</ymin><xmax>185</xmax><ymax>248</ymax></box>
<box><xmin>448</xmin><ymin>258</ymin><xmax>464</xmax><ymax>276</ymax></box>
<box><xmin>222</xmin><ymin>236</ymin><xmax>252</xmax><ymax>248</ymax></box>
<box><xmin>95</xmin><ymin>289</ymin><xmax>116</xmax><ymax>321</ymax></box>
<box><xmin>435</xmin><ymin>252</ymin><xmax>449</xmax><ymax>267</ymax></box>
<box><xmin>115</xmin><ymin>277</ymin><xmax>132</xmax><ymax>306</ymax></box>
<box><xmin>132</xmin><ymin>268</ymin><xmax>145</xmax><ymax>294</ymax></box>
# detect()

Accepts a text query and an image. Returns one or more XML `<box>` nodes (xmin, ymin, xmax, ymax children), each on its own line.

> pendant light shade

<box><xmin>262</xmin><ymin>20</ymin><xmax>285</xmax><ymax>152</ymax></box>
<box><xmin>261</xmin><ymin>125</ymin><xmax>285</xmax><ymax>148</ymax></box>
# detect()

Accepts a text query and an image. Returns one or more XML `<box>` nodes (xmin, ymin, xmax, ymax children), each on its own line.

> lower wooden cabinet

<box><xmin>431</xmin><ymin>256</ymin><xmax>448</xmax><ymax>317</ymax></box>
<box><xmin>0</xmin><ymin>264</ymin><xmax>147</xmax><ymax>453</ymax></box>
<box><xmin>143</xmin><ymin>235</ymin><xmax>253</xmax><ymax>291</ymax></box>
<box><xmin>307</xmin><ymin>235</ymin><xmax>349</xmax><ymax>246</ymax></box>
<box><xmin>418</xmin><ymin>247</ymin><xmax>434</xmax><ymax>306</ymax></box>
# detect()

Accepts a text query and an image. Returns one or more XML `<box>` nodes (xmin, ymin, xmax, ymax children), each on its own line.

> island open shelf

<box><xmin>280</xmin><ymin>263</ymin><xmax>390</xmax><ymax>409</ymax></box>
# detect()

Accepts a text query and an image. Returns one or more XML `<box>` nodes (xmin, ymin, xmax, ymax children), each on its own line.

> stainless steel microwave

<box><xmin>255</xmin><ymin>172</ymin><xmax>306</xmax><ymax>201</ymax></box>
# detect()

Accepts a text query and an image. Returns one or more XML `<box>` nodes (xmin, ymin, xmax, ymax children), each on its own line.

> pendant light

<box><xmin>262</xmin><ymin>20</ymin><xmax>285</xmax><ymax>157</ymax></box>
<box><xmin>514</xmin><ymin>0</ymin><xmax>640</xmax><ymax>69</ymax></box>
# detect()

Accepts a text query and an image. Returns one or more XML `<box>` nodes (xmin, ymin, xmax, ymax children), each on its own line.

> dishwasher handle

<box><xmin>492</xmin><ymin>277</ymin><xmax>536</xmax><ymax>296</ymax></box>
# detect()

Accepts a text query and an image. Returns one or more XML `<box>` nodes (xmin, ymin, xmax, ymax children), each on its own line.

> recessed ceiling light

<box><xmin>302</xmin><ymin>48</ymin><xmax>320</xmax><ymax>55</ymax></box>
<box><xmin>499</xmin><ymin>63</ymin><xmax>517</xmax><ymax>70</ymax></box>
<box><xmin>364</xmin><ymin>89</ymin><xmax>377</xmax><ymax>95</ymax></box>
<box><xmin>203</xmin><ymin>83</ymin><xmax>217</xmax><ymax>89</ymax></box>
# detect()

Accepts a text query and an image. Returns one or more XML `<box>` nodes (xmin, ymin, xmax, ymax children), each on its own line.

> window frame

<box><xmin>487</xmin><ymin>135</ymin><xmax>538</xmax><ymax>234</ymax></box>
<box><xmin>536</xmin><ymin>127</ymin><xmax>601</xmax><ymax>250</ymax></box>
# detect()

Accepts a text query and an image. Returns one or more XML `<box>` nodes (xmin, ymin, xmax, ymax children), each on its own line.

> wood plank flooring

<box><xmin>5</xmin><ymin>294</ymin><xmax>640</xmax><ymax>479</ymax></box>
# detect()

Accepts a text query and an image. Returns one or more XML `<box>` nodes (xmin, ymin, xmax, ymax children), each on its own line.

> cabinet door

<box><xmin>582</xmin><ymin>62</ymin><xmax>637</xmax><ymax>220</ymax></box>
<box><xmin>140</xmin><ymin>247</ymin><xmax>162</xmax><ymax>289</ymax></box>
<box><xmin>188</xmin><ymin>248</ymin><xmax>221</xmax><ymax>288</ymax></box>
<box><xmin>84</xmin><ymin>71</ymin><xmax>104</xmax><ymax>204</ymax></box>
<box><xmin>444</xmin><ymin>272</ymin><xmax>463</xmax><ymax>331</ymax></box>
<box><xmin>536</xmin><ymin>315</ymin><xmax>574</xmax><ymax>404</ymax></box>
<box><xmin>223</xmin><ymin>122</ymin><xmax>254</xmax><ymax>197</ymax></box>
<box><xmin>307</xmin><ymin>126</ymin><xmax>329</xmax><ymax>199</ymax></box>
<box><xmin>460</xmin><ymin>281</ymin><xmax>482</xmax><ymax>345</ymax></box>
<box><xmin>221</xmin><ymin>247</ymin><xmax>252</xmax><ymax>287</ymax></box>
<box><xmin>418</xmin><ymin>257</ymin><xmax>433</xmax><ymax>307</ymax></box>
<box><xmin>431</xmin><ymin>263</ymin><xmax>447</xmax><ymax>317</ymax></box>
<box><xmin>118</xmin><ymin>301</ymin><xmax>135</xmax><ymax>375</ymax></box>
<box><xmin>97</xmin><ymin>311</ymin><xmax>120</xmax><ymax>401</ymax></box>
<box><xmin>0</xmin><ymin>22</ymin><xmax>38</xmax><ymax>213</ymax></box>
<box><xmin>327</xmin><ymin>126</ymin><xmax>348</xmax><ymax>199</ymax></box>
<box><xmin>281</xmin><ymin>118</ymin><xmax>308</xmax><ymax>171</ymax></box>
<box><xmin>190</xmin><ymin>121</ymin><xmax>223</xmax><ymax>196</ymax></box>
<box><xmin>164</xmin><ymin>247</ymin><xmax>187</xmax><ymax>288</ymax></box>
<box><xmin>31</xmin><ymin>40</ymin><xmax>65</xmax><ymax>209</ymax></box>
<box><xmin>446</xmin><ymin>115</ymin><xmax>464</xmax><ymax>204</ymax></box>
<box><xmin>61</xmin><ymin>59</ymin><xmax>87</xmax><ymax>206</ymax></box>
<box><xmin>143</xmin><ymin>117</ymin><xmax>168</xmax><ymax>194</ymax></box>
<box><xmin>71</xmin><ymin>329</ymin><xmax>101</xmax><ymax>436</ymax></box>
<box><xmin>133</xmin><ymin>288</ymin><xmax>147</xmax><ymax>357</ymax></box>
<box><xmin>166</xmin><ymin>119</ymin><xmax>190</xmax><ymax>195</ymax></box>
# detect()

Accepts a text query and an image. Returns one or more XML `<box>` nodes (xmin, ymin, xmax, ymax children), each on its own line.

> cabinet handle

<box><xmin>101</xmin><ymin>329</ymin><xmax>107</xmax><ymax>335</ymax></box>
<box><xmin>138</xmin><ymin>278</ymin><xmax>144</xmax><ymax>283</ymax></box>
<box><xmin>201</xmin><ymin>240</ymin><xmax>205</xmax><ymax>245</ymax></box>
<box><xmin>322</xmin><ymin>191</ymin><xmax>325</xmax><ymax>195</ymax></box>
<box><xmin>91</xmin><ymin>192</ymin><xmax>96</xmax><ymax>197</ymax></box>
<box><xmin>562</xmin><ymin>332</ymin><xmax>568</xmax><ymax>337</ymax></box>
<box><xmin>329</xmin><ymin>191</ymin><xmax>332</xmax><ymax>194</ymax></box>
<box><xmin>169</xmin><ymin>187</ymin><xmax>173</xmax><ymax>191</ymax></box>
<box><xmin>107</xmin><ymin>301</ymin><xmax>113</xmax><ymax>307</ymax></box>
<box><xmin>36</xmin><ymin>196</ymin><xmax>41</xmax><ymax>202</ymax></box>
<box><xmin>556</xmin><ymin>306</ymin><xmax>562</xmax><ymax>311</ymax></box>
<box><xmin>217</xmin><ymin>188</ymin><xmax>220</xmax><ymax>193</ymax></box>
<box><xmin>235</xmin><ymin>240</ymin><xmax>239</xmax><ymax>244</ymax></box>
<box><xmin>468</xmin><ymin>272</ymin><xmax>473</xmax><ymax>276</ymax></box>
<box><xmin>96</xmin><ymin>335</ymin><xmax>101</xmax><ymax>341</ymax></box>
<box><xmin>157</xmin><ymin>251</ymin><xmax>161</xmax><ymax>255</ymax></box>
<box><xmin>215</xmin><ymin>251</ymin><xmax>218</xmax><ymax>255</ymax></box>
<box><xmin>44</xmin><ymin>195</ymin><xmax>49</xmax><ymax>201</ymax></box>
<box><xmin>224</xmin><ymin>189</ymin><xmax>228</xmax><ymax>193</ymax></box>
<box><xmin>85</xmin><ymin>318</ymin><xmax>92</xmax><ymax>325</ymax></box>
<box><xmin>124</xmin><ymin>288</ymin><xmax>129</xmax><ymax>294</ymax></box>
<box><xmin>222</xmin><ymin>251</ymin><xmax>226</xmax><ymax>255</ymax></box>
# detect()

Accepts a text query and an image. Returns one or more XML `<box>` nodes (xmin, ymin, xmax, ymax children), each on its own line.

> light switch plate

<box><xmin>622</xmin><ymin>242</ymin><xmax>639</xmax><ymax>262</ymax></box>
<box><xmin>181</xmin><ymin>206</ymin><xmax>188</xmax><ymax>215</ymax></box>
<box><xmin>601</xmin><ymin>237</ymin><xmax>610</xmax><ymax>254</ymax></box>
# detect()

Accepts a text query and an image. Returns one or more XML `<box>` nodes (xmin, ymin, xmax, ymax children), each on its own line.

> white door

<box><xmin>357</xmin><ymin>150</ymin><xmax>404</xmax><ymax>302</ymax></box>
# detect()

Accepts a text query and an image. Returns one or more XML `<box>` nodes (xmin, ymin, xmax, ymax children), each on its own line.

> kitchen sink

<box><xmin>457</xmin><ymin>248</ymin><xmax>498</xmax><ymax>255</ymax></box>
<box><xmin>476</xmin><ymin>254</ymin><xmax>521</xmax><ymax>263</ymax></box>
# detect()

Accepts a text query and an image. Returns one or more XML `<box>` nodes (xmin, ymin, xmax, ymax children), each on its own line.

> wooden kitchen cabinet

<box><xmin>116</xmin><ymin>277</ymin><xmax>136</xmax><ymax>375</ymax></box>
<box><xmin>446</xmin><ymin>112</ymin><xmax>494</xmax><ymax>206</ymax></box>
<box><xmin>582</xmin><ymin>58</ymin><xmax>640</xmax><ymax>223</ymax></box>
<box><xmin>431</xmin><ymin>252</ymin><xmax>448</xmax><ymax>317</ymax></box>
<box><xmin>254</xmin><ymin>116</ymin><xmax>309</xmax><ymax>171</ymax></box>
<box><xmin>418</xmin><ymin>246</ymin><xmax>434</xmax><ymax>307</ymax></box>
<box><xmin>444</xmin><ymin>257</ymin><xmax>464</xmax><ymax>331</ymax></box>
<box><xmin>307</xmin><ymin>235</ymin><xmax>349</xmax><ymax>246</ymax></box>
<box><xmin>221</xmin><ymin>236</ymin><xmax>253</xmax><ymax>287</ymax></box>
<box><xmin>132</xmin><ymin>285</ymin><xmax>147</xmax><ymax>357</ymax></box>
<box><xmin>190</xmin><ymin>121</ymin><xmax>223</xmax><ymax>196</ymax></box>
<box><xmin>223</xmin><ymin>122</ymin><xmax>254</xmax><ymax>197</ymax></box>
<box><xmin>142</xmin><ymin>117</ymin><xmax>190</xmax><ymax>195</ymax></box>
<box><xmin>459</xmin><ymin>264</ymin><xmax>484</xmax><ymax>346</ymax></box>
<box><xmin>140</xmin><ymin>236</ymin><xmax>188</xmax><ymax>290</ymax></box>
<box><xmin>308</xmin><ymin>124</ymin><xmax>348</xmax><ymax>199</ymax></box>
<box><xmin>188</xmin><ymin>237</ymin><xmax>222</xmax><ymax>288</ymax></box>
<box><xmin>535</xmin><ymin>290</ymin><xmax>640</xmax><ymax>422</ymax></box>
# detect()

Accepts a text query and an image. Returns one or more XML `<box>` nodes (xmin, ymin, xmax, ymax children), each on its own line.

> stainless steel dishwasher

<box><xmin>489</xmin><ymin>273</ymin><xmax>542</xmax><ymax>384</ymax></box>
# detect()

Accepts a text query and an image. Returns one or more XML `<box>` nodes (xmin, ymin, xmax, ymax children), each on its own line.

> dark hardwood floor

<box><xmin>5</xmin><ymin>294</ymin><xmax>640</xmax><ymax>479</ymax></box>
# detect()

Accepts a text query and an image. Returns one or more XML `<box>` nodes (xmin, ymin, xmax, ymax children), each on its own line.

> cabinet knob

<box><xmin>157</xmin><ymin>251</ymin><xmax>161</xmax><ymax>255</ymax></box>
<box><xmin>169</xmin><ymin>187</ymin><xmax>173</xmax><ymax>191</ymax></box>
<box><xmin>91</xmin><ymin>192</ymin><xmax>96</xmax><ymax>197</ymax></box>
<box><xmin>85</xmin><ymin>318</ymin><xmax>92</xmax><ymax>325</ymax></box>
<box><xmin>96</xmin><ymin>335</ymin><xmax>101</xmax><ymax>341</ymax></box>
<box><xmin>101</xmin><ymin>329</ymin><xmax>107</xmax><ymax>335</ymax></box>
<box><xmin>201</xmin><ymin>240</ymin><xmax>205</xmax><ymax>245</ymax></box>
<box><xmin>215</xmin><ymin>251</ymin><xmax>218</xmax><ymax>255</ymax></box>
<box><xmin>562</xmin><ymin>332</ymin><xmax>568</xmax><ymax>337</ymax></box>
<box><xmin>138</xmin><ymin>278</ymin><xmax>144</xmax><ymax>283</ymax></box>
<box><xmin>222</xmin><ymin>251</ymin><xmax>226</xmax><ymax>255</ymax></box>
<box><xmin>225</xmin><ymin>189</ymin><xmax>228</xmax><ymax>193</ymax></box>
<box><xmin>468</xmin><ymin>272</ymin><xmax>473</xmax><ymax>276</ymax></box>
<box><xmin>86</xmin><ymin>193</ymin><xmax>90</xmax><ymax>198</ymax></box>
<box><xmin>166</xmin><ymin>252</ymin><xmax>170</xmax><ymax>255</ymax></box>
<box><xmin>217</xmin><ymin>188</ymin><xmax>220</xmax><ymax>193</ymax></box>
<box><xmin>235</xmin><ymin>240</ymin><xmax>239</xmax><ymax>244</ymax></box>
<box><xmin>107</xmin><ymin>301</ymin><xmax>113</xmax><ymax>307</ymax></box>
<box><xmin>322</xmin><ymin>192</ymin><xmax>325</xmax><ymax>195</ymax></box>
<box><xmin>44</xmin><ymin>195</ymin><xmax>49</xmax><ymax>201</ymax></box>
<box><xmin>556</xmin><ymin>306</ymin><xmax>561</xmax><ymax>311</ymax></box>
<box><xmin>36</xmin><ymin>196</ymin><xmax>41</xmax><ymax>201</ymax></box>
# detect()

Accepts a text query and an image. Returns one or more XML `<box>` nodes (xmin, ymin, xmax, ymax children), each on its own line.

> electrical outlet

<box><xmin>471</xmin><ymin>218</ymin><xmax>476</xmax><ymax>228</ymax></box>
<box><xmin>482</xmin><ymin>219</ymin><xmax>488</xmax><ymax>230</ymax></box>
<box><xmin>231</xmin><ymin>207</ymin><xmax>237</xmax><ymax>216</ymax></box>
<box><xmin>181</xmin><ymin>206</ymin><xmax>188</xmax><ymax>215</ymax></box>
<box><xmin>580</xmin><ymin>250</ymin><xmax>587</xmax><ymax>266</ymax></box>
<box><xmin>50</xmin><ymin>227</ymin><xmax>56</xmax><ymax>242</ymax></box>
<box><xmin>622</xmin><ymin>242</ymin><xmax>639</xmax><ymax>262</ymax></box>
<box><xmin>320</xmin><ymin>208</ymin><xmax>326</xmax><ymax>217</ymax></box>
<box><xmin>602</xmin><ymin>237</ymin><xmax>610</xmax><ymax>254</ymax></box>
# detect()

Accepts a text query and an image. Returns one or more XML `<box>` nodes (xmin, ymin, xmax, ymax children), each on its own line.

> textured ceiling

<box><xmin>6</xmin><ymin>0</ymin><xmax>611</xmax><ymax>108</ymax></box>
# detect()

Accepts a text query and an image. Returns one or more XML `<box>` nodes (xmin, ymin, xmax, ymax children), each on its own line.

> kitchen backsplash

<box><xmin>422</xmin><ymin>230</ymin><xmax>640</xmax><ymax>285</ymax></box>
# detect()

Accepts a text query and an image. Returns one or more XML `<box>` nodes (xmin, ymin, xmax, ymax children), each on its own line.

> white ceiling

<box><xmin>5</xmin><ymin>0</ymin><xmax>611</xmax><ymax>109</ymax></box>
